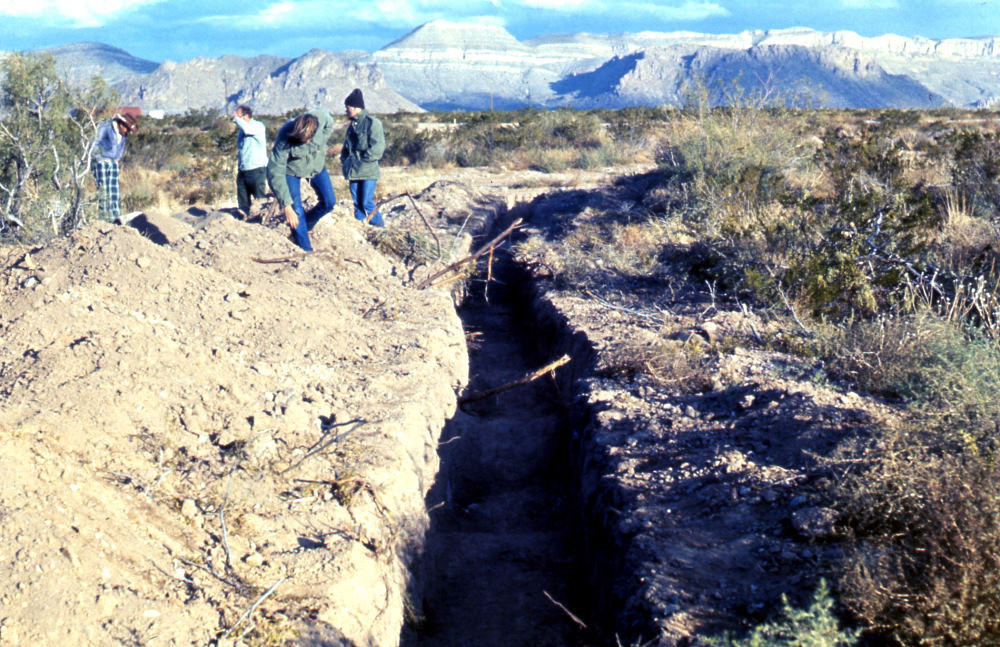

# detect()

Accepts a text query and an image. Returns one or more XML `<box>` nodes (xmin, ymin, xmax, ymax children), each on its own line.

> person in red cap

<box><xmin>340</xmin><ymin>88</ymin><xmax>386</xmax><ymax>227</ymax></box>
<box><xmin>90</xmin><ymin>112</ymin><xmax>138</xmax><ymax>223</ymax></box>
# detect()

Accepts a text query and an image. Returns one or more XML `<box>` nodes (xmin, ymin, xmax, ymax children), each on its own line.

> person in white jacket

<box><xmin>232</xmin><ymin>105</ymin><xmax>269</xmax><ymax>220</ymax></box>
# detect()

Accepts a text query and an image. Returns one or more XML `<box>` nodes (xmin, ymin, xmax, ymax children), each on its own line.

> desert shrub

<box><xmin>835</xmin><ymin>425</ymin><xmax>1000</xmax><ymax>646</ymax></box>
<box><xmin>944</xmin><ymin>130</ymin><xmax>1000</xmax><ymax>221</ymax></box>
<box><xmin>124</xmin><ymin>113</ymin><xmax>237</xmax><ymax>209</ymax></box>
<box><xmin>780</xmin><ymin>130</ymin><xmax>939</xmax><ymax>316</ymax></box>
<box><xmin>382</xmin><ymin>124</ymin><xmax>444</xmax><ymax>167</ymax></box>
<box><xmin>824</xmin><ymin>309</ymin><xmax>1000</xmax><ymax>445</ymax></box>
<box><xmin>517</xmin><ymin>207</ymin><xmax>671</xmax><ymax>287</ymax></box>
<box><xmin>0</xmin><ymin>52</ymin><xmax>118</xmax><ymax>243</ymax></box>
<box><xmin>669</xmin><ymin>80</ymin><xmax>812</xmax><ymax>237</ymax></box>
<box><xmin>928</xmin><ymin>188</ymin><xmax>1000</xmax><ymax>274</ymax></box>
<box><xmin>705</xmin><ymin>580</ymin><xmax>860</xmax><ymax>647</ymax></box>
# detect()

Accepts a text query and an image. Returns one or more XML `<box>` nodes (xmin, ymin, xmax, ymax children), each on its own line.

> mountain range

<box><xmin>28</xmin><ymin>21</ymin><xmax>1000</xmax><ymax>114</ymax></box>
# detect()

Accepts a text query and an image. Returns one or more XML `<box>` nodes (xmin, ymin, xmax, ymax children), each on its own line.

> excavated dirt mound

<box><xmin>0</xmin><ymin>211</ymin><xmax>467</xmax><ymax>646</ymax></box>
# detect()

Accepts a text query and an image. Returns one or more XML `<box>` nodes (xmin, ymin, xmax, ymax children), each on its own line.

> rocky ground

<box><xmin>512</xmin><ymin>172</ymin><xmax>903</xmax><ymax>644</ymax></box>
<box><xmin>0</xmin><ymin>164</ymin><xmax>895</xmax><ymax>646</ymax></box>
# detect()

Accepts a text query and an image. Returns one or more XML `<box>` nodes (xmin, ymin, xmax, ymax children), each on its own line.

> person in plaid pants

<box><xmin>90</xmin><ymin>112</ymin><xmax>137</xmax><ymax>223</ymax></box>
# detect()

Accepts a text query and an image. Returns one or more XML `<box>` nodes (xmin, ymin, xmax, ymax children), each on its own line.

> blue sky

<box><xmin>0</xmin><ymin>0</ymin><xmax>997</xmax><ymax>62</ymax></box>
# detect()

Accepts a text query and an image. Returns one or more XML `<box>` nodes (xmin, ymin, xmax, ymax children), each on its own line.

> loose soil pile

<box><xmin>0</xmin><ymin>207</ymin><xmax>467</xmax><ymax>646</ymax></box>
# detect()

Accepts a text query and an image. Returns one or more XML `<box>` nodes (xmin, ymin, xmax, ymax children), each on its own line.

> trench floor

<box><xmin>402</xmin><ymin>282</ymin><xmax>595</xmax><ymax>647</ymax></box>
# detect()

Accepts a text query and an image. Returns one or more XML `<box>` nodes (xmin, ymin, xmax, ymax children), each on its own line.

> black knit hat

<box><xmin>345</xmin><ymin>88</ymin><xmax>365</xmax><ymax>109</ymax></box>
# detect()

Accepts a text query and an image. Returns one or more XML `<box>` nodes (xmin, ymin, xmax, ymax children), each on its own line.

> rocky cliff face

<box><xmin>370</xmin><ymin>22</ymin><xmax>967</xmax><ymax>110</ymax></box>
<box><xmin>116</xmin><ymin>49</ymin><xmax>421</xmax><ymax>115</ymax></box>
<box><xmin>40</xmin><ymin>23</ymin><xmax>1000</xmax><ymax>113</ymax></box>
<box><xmin>38</xmin><ymin>42</ymin><xmax>158</xmax><ymax>85</ymax></box>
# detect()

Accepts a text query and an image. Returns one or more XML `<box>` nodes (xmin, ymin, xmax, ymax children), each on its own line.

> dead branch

<box><xmin>579</xmin><ymin>290</ymin><xmax>670</xmax><ymax>329</ymax></box>
<box><xmin>543</xmin><ymin>590</ymin><xmax>587</xmax><ymax>629</ymax></box>
<box><xmin>362</xmin><ymin>296</ymin><xmax>393</xmax><ymax>319</ymax></box>
<box><xmin>459</xmin><ymin>354</ymin><xmax>570</xmax><ymax>405</ymax></box>
<box><xmin>251</xmin><ymin>249</ymin><xmax>343</xmax><ymax>264</ymax></box>
<box><xmin>279</xmin><ymin>418</ymin><xmax>366</xmax><ymax>475</ymax></box>
<box><xmin>404</xmin><ymin>193</ymin><xmax>442</xmax><ymax>261</ymax></box>
<box><xmin>225</xmin><ymin>575</ymin><xmax>287</xmax><ymax>638</ymax></box>
<box><xmin>218</xmin><ymin>455</ymin><xmax>243</xmax><ymax>569</ymax></box>
<box><xmin>178</xmin><ymin>557</ymin><xmax>246</xmax><ymax>592</ymax></box>
<box><xmin>415</xmin><ymin>218</ymin><xmax>522</xmax><ymax>290</ymax></box>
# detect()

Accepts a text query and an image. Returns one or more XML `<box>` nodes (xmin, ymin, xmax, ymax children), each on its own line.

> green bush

<box><xmin>705</xmin><ymin>580</ymin><xmax>860</xmax><ymax>647</ymax></box>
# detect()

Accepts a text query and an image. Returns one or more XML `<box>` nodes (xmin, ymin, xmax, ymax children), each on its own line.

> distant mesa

<box><xmin>28</xmin><ymin>24</ymin><xmax>1000</xmax><ymax>114</ymax></box>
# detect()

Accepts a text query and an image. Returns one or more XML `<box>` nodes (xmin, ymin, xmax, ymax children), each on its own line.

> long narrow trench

<box><xmin>401</xmin><ymin>247</ymin><xmax>593</xmax><ymax>647</ymax></box>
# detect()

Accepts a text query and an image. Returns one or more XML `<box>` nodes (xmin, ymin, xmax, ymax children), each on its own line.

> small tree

<box><xmin>0</xmin><ymin>52</ymin><xmax>118</xmax><ymax>243</ymax></box>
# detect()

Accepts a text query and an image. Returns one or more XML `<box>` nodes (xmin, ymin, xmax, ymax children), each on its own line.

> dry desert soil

<box><xmin>0</xmin><ymin>165</ymin><xmax>895</xmax><ymax>646</ymax></box>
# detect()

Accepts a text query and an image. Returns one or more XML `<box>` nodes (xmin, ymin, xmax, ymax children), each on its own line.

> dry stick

<box><xmin>459</xmin><ymin>354</ymin><xmax>571</xmax><ymax>405</ymax></box>
<box><xmin>252</xmin><ymin>251</ymin><xmax>310</xmax><ymax>264</ymax></box>
<box><xmin>218</xmin><ymin>456</ymin><xmax>242</xmax><ymax>569</ymax></box>
<box><xmin>543</xmin><ymin>590</ymin><xmax>588</xmax><ymax>629</ymax></box>
<box><xmin>484</xmin><ymin>244</ymin><xmax>495</xmax><ymax>305</ymax></box>
<box><xmin>449</xmin><ymin>212</ymin><xmax>475</xmax><ymax>260</ymax></box>
<box><xmin>224</xmin><ymin>575</ymin><xmax>287</xmax><ymax>638</ymax></box>
<box><xmin>178</xmin><ymin>557</ymin><xmax>245</xmax><ymax>592</ymax></box>
<box><xmin>279</xmin><ymin>418</ymin><xmax>366</xmax><ymax>475</ymax></box>
<box><xmin>252</xmin><ymin>250</ymin><xmax>348</xmax><ymax>265</ymax></box>
<box><xmin>362</xmin><ymin>295</ymin><xmax>393</xmax><ymax>319</ymax></box>
<box><xmin>581</xmin><ymin>290</ymin><xmax>669</xmax><ymax>328</ymax></box>
<box><xmin>415</xmin><ymin>218</ymin><xmax>522</xmax><ymax>290</ymax></box>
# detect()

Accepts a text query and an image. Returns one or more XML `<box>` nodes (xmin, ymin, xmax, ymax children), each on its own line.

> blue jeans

<box><xmin>286</xmin><ymin>168</ymin><xmax>335</xmax><ymax>251</ymax></box>
<box><xmin>349</xmin><ymin>179</ymin><xmax>384</xmax><ymax>227</ymax></box>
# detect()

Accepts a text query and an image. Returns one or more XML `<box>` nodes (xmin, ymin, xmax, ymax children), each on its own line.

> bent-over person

<box><xmin>266</xmin><ymin>109</ymin><xmax>336</xmax><ymax>251</ymax></box>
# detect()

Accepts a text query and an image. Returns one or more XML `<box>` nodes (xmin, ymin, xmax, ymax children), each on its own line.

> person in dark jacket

<box><xmin>340</xmin><ymin>89</ymin><xmax>386</xmax><ymax>227</ymax></box>
<box><xmin>90</xmin><ymin>112</ymin><xmax>138</xmax><ymax>223</ymax></box>
<box><xmin>266</xmin><ymin>109</ymin><xmax>336</xmax><ymax>251</ymax></box>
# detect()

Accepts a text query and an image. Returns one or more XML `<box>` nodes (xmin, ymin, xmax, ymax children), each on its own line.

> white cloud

<box><xmin>520</xmin><ymin>0</ymin><xmax>590</xmax><ymax>8</ymax></box>
<box><xmin>258</xmin><ymin>1</ymin><xmax>296</xmax><ymax>24</ymax></box>
<box><xmin>510</xmin><ymin>0</ymin><xmax>728</xmax><ymax>20</ymax></box>
<box><xmin>230</xmin><ymin>0</ymin><xmax>491</xmax><ymax>29</ymax></box>
<box><xmin>0</xmin><ymin>0</ymin><xmax>160</xmax><ymax>27</ymax></box>
<box><xmin>840</xmin><ymin>0</ymin><xmax>899</xmax><ymax>7</ymax></box>
<box><xmin>637</xmin><ymin>1</ymin><xmax>730</xmax><ymax>20</ymax></box>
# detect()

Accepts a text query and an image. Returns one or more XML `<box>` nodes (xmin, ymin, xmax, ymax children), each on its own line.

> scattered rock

<box><xmin>791</xmin><ymin>507</ymin><xmax>839</xmax><ymax>540</ymax></box>
<box><xmin>181</xmin><ymin>499</ymin><xmax>199</xmax><ymax>519</ymax></box>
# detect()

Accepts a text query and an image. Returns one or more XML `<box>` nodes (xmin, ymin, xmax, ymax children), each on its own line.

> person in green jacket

<box><xmin>266</xmin><ymin>108</ymin><xmax>336</xmax><ymax>251</ymax></box>
<box><xmin>340</xmin><ymin>89</ymin><xmax>386</xmax><ymax>227</ymax></box>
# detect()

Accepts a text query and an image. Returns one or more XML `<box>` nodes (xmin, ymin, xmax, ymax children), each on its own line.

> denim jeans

<box><xmin>286</xmin><ymin>168</ymin><xmax>335</xmax><ymax>251</ymax></box>
<box><xmin>349</xmin><ymin>179</ymin><xmax>384</xmax><ymax>227</ymax></box>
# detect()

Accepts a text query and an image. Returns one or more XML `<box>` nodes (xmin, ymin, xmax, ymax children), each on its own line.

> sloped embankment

<box><xmin>0</xmin><ymin>214</ymin><xmax>467</xmax><ymax>646</ymax></box>
<box><xmin>509</xmin><ymin>176</ymin><xmax>899</xmax><ymax>644</ymax></box>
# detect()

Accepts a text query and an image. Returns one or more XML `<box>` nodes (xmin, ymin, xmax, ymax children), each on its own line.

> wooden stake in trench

<box><xmin>459</xmin><ymin>354</ymin><xmax>571</xmax><ymax>405</ymax></box>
